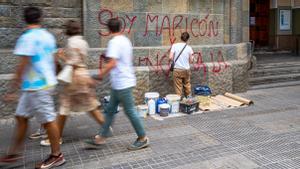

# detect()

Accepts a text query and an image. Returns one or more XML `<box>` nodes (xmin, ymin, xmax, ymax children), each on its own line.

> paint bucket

<box><xmin>166</xmin><ymin>94</ymin><xmax>181</xmax><ymax>114</ymax></box>
<box><xmin>137</xmin><ymin>105</ymin><xmax>148</xmax><ymax>118</ymax></box>
<box><xmin>159</xmin><ymin>104</ymin><xmax>170</xmax><ymax>117</ymax></box>
<box><xmin>144</xmin><ymin>92</ymin><xmax>159</xmax><ymax>103</ymax></box>
<box><xmin>156</xmin><ymin>97</ymin><xmax>167</xmax><ymax>113</ymax></box>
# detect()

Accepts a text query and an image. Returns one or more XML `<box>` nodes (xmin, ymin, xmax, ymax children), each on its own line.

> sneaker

<box><xmin>35</xmin><ymin>153</ymin><xmax>65</xmax><ymax>169</ymax></box>
<box><xmin>127</xmin><ymin>137</ymin><xmax>149</xmax><ymax>151</ymax></box>
<box><xmin>0</xmin><ymin>154</ymin><xmax>22</xmax><ymax>166</ymax></box>
<box><xmin>84</xmin><ymin>136</ymin><xmax>106</xmax><ymax>149</ymax></box>
<box><xmin>29</xmin><ymin>129</ymin><xmax>47</xmax><ymax>140</ymax></box>
<box><xmin>40</xmin><ymin>138</ymin><xmax>63</xmax><ymax>147</ymax></box>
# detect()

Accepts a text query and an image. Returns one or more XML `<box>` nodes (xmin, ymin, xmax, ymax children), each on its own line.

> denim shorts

<box><xmin>16</xmin><ymin>87</ymin><xmax>57</xmax><ymax>124</ymax></box>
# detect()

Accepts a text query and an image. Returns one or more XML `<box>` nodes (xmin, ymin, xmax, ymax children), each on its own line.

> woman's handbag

<box><xmin>57</xmin><ymin>65</ymin><xmax>73</xmax><ymax>83</ymax></box>
<box><xmin>170</xmin><ymin>44</ymin><xmax>187</xmax><ymax>72</ymax></box>
<box><xmin>57</xmin><ymin>48</ymin><xmax>84</xmax><ymax>84</ymax></box>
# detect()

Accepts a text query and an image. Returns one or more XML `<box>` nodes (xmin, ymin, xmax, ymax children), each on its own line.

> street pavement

<box><xmin>0</xmin><ymin>85</ymin><xmax>300</xmax><ymax>169</ymax></box>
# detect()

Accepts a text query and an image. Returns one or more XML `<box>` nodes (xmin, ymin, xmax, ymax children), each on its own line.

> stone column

<box><xmin>83</xmin><ymin>0</ymin><xmax>101</xmax><ymax>48</ymax></box>
<box><xmin>224</xmin><ymin>0</ymin><xmax>231</xmax><ymax>44</ymax></box>
<box><xmin>230</xmin><ymin>0</ymin><xmax>244</xmax><ymax>43</ymax></box>
<box><xmin>242</xmin><ymin>0</ymin><xmax>250</xmax><ymax>42</ymax></box>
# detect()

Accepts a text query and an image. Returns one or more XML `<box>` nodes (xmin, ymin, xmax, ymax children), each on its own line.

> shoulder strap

<box><xmin>173</xmin><ymin>43</ymin><xmax>187</xmax><ymax>63</ymax></box>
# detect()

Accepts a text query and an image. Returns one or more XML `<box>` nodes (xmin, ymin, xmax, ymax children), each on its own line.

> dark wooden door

<box><xmin>250</xmin><ymin>0</ymin><xmax>270</xmax><ymax>47</ymax></box>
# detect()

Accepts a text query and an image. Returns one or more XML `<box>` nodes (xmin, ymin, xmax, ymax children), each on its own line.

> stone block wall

<box><xmin>0</xmin><ymin>43</ymin><xmax>249</xmax><ymax>74</ymax></box>
<box><xmin>0</xmin><ymin>0</ymin><xmax>248</xmax><ymax>48</ymax></box>
<box><xmin>0</xmin><ymin>0</ymin><xmax>82</xmax><ymax>48</ymax></box>
<box><xmin>0</xmin><ymin>42</ymin><xmax>252</xmax><ymax>118</ymax></box>
<box><xmin>0</xmin><ymin>0</ymin><xmax>251</xmax><ymax>118</ymax></box>
<box><xmin>84</xmin><ymin>0</ymin><xmax>227</xmax><ymax>48</ymax></box>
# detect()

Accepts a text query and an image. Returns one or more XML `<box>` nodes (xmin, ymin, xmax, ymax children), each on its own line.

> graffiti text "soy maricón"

<box><xmin>98</xmin><ymin>9</ymin><xmax>219</xmax><ymax>38</ymax></box>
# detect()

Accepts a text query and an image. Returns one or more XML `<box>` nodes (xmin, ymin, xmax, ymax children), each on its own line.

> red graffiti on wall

<box><xmin>97</xmin><ymin>8</ymin><xmax>225</xmax><ymax>82</ymax></box>
<box><xmin>192</xmin><ymin>51</ymin><xmax>207</xmax><ymax>82</ymax></box>
<box><xmin>98</xmin><ymin>51</ymin><xmax>227</xmax><ymax>82</ymax></box>
<box><xmin>138</xmin><ymin>51</ymin><xmax>172</xmax><ymax>77</ymax></box>
<box><xmin>99</xmin><ymin>35</ymin><xmax>178</xmax><ymax>78</ymax></box>
<box><xmin>99</xmin><ymin>49</ymin><xmax>229</xmax><ymax>82</ymax></box>
<box><xmin>98</xmin><ymin>8</ymin><xmax>220</xmax><ymax>40</ymax></box>
<box><xmin>211</xmin><ymin>50</ymin><xmax>229</xmax><ymax>74</ymax></box>
<box><xmin>137</xmin><ymin>41</ymin><xmax>175</xmax><ymax>77</ymax></box>
<box><xmin>136</xmin><ymin>50</ymin><xmax>229</xmax><ymax>81</ymax></box>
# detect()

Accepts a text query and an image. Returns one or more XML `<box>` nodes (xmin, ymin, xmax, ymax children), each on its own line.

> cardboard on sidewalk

<box><xmin>199</xmin><ymin>93</ymin><xmax>253</xmax><ymax>111</ymax></box>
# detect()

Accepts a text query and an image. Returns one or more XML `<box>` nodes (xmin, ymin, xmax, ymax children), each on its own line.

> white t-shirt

<box><xmin>170</xmin><ymin>42</ymin><xmax>194</xmax><ymax>70</ymax></box>
<box><xmin>106</xmin><ymin>35</ymin><xmax>136</xmax><ymax>90</ymax></box>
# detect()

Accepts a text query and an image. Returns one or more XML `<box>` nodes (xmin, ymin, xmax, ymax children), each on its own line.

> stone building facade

<box><xmin>269</xmin><ymin>0</ymin><xmax>300</xmax><ymax>51</ymax></box>
<box><xmin>250</xmin><ymin>0</ymin><xmax>300</xmax><ymax>52</ymax></box>
<box><xmin>0</xmin><ymin>0</ymin><xmax>252</xmax><ymax>118</ymax></box>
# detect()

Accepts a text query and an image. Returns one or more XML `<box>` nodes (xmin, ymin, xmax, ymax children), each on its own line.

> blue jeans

<box><xmin>100</xmin><ymin>87</ymin><xmax>146</xmax><ymax>138</ymax></box>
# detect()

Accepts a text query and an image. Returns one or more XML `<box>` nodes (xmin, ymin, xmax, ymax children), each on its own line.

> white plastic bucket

<box><xmin>137</xmin><ymin>105</ymin><xmax>148</xmax><ymax>118</ymax></box>
<box><xmin>166</xmin><ymin>94</ymin><xmax>181</xmax><ymax>114</ymax></box>
<box><xmin>144</xmin><ymin>92</ymin><xmax>159</xmax><ymax>103</ymax></box>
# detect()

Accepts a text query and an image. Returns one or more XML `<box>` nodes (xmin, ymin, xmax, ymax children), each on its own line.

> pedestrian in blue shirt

<box><xmin>0</xmin><ymin>7</ymin><xmax>65</xmax><ymax>169</ymax></box>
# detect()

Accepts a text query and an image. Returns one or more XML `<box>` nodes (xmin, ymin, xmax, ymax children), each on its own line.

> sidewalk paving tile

<box><xmin>0</xmin><ymin>85</ymin><xmax>300</xmax><ymax>168</ymax></box>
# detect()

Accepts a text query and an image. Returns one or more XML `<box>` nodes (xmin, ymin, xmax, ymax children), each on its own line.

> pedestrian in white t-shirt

<box><xmin>85</xmin><ymin>18</ymin><xmax>149</xmax><ymax>150</ymax></box>
<box><xmin>169</xmin><ymin>32</ymin><xmax>194</xmax><ymax>98</ymax></box>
